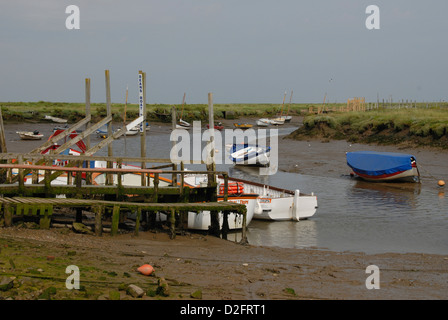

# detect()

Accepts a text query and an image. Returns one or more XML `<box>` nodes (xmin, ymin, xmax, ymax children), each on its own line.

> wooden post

<box><xmin>134</xmin><ymin>207</ymin><xmax>141</xmax><ymax>236</ymax></box>
<box><xmin>105</xmin><ymin>70</ymin><xmax>113</xmax><ymax>185</ymax></box>
<box><xmin>223</xmin><ymin>174</ymin><xmax>229</xmax><ymax>202</ymax></box>
<box><xmin>111</xmin><ymin>205</ymin><xmax>120</xmax><ymax>236</ymax></box>
<box><xmin>94</xmin><ymin>205</ymin><xmax>103</xmax><ymax>236</ymax></box>
<box><xmin>207</xmin><ymin>93</ymin><xmax>216</xmax><ymax>186</ymax></box>
<box><xmin>0</xmin><ymin>106</ymin><xmax>6</xmax><ymax>154</ymax></box>
<box><xmin>153</xmin><ymin>173</ymin><xmax>159</xmax><ymax>202</ymax></box>
<box><xmin>85</xmin><ymin>78</ymin><xmax>92</xmax><ymax>185</ymax></box>
<box><xmin>4</xmin><ymin>203</ymin><xmax>12</xmax><ymax>227</ymax></box>
<box><xmin>209</xmin><ymin>210</ymin><xmax>220</xmax><ymax>237</ymax></box>
<box><xmin>171</xmin><ymin>106</ymin><xmax>178</xmax><ymax>186</ymax></box>
<box><xmin>221</xmin><ymin>211</ymin><xmax>229</xmax><ymax>240</ymax></box>
<box><xmin>139</xmin><ymin>71</ymin><xmax>147</xmax><ymax>186</ymax></box>
<box><xmin>169</xmin><ymin>208</ymin><xmax>176</xmax><ymax>239</ymax></box>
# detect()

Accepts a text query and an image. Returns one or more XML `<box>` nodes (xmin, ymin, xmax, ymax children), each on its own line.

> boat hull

<box><xmin>352</xmin><ymin>167</ymin><xmax>420</xmax><ymax>182</ymax></box>
<box><xmin>347</xmin><ymin>151</ymin><xmax>420</xmax><ymax>182</ymax></box>
<box><xmin>183</xmin><ymin>174</ymin><xmax>318</xmax><ymax>222</ymax></box>
<box><xmin>17</xmin><ymin>131</ymin><xmax>44</xmax><ymax>140</ymax></box>
<box><xmin>187</xmin><ymin>195</ymin><xmax>257</xmax><ymax>230</ymax></box>
<box><xmin>228</xmin><ymin>144</ymin><xmax>271</xmax><ymax>167</ymax></box>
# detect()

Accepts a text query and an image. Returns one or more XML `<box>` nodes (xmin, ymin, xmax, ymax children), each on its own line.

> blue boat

<box><xmin>346</xmin><ymin>151</ymin><xmax>420</xmax><ymax>182</ymax></box>
<box><xmin>227</xmin><ymin>143</ymin><xmax>271</xmax><ymax>166</ymax></box>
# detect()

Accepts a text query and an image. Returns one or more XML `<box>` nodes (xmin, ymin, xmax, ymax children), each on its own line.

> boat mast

<box><xmin>179</xmin><ymin>92</ymin><xmax>186</xmax><ymax>122</ymax></box>
<box><xmin>124</xmin><ymin>85</ymin><xmax>128</xmax><ymax>125</ymax></box>
<box><xmin>280</xmin><ymin>91</ymin><xmax>286</xmax><ymax>117</ymax></box>
<box><xmin>287</xmin><ymin>90</ymin><xmax>293</xmax><ymax>116</ymax></box>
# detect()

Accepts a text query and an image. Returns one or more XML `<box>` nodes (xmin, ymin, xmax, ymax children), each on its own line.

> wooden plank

<box><xmin>29</xmin><ymin>116</ymin><xmax>92</xmax><ymax>154</ymax></box>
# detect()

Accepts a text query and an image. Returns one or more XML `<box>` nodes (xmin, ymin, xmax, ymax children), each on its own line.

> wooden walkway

<box><xmin>0</xmin><ymin>196</ymin><xmax>247</xmax><ymax>241</ymax></box>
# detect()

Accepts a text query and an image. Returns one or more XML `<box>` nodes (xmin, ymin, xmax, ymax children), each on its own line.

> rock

<box><xmin>0</xmin><ymin>276</ymin><xmax>14</xmax><ymax>292</ymax></box>
<box><xmin>190</xmin><ymin>290</ymin><xmax>202</xmax><ymax>299</ymax></box>
<box><xmin>72</xmin><ymin>222</ymin><xmax>93</xmax><ymax>235</ymax></box>
<box><xmin>126</xmin><ymin>284</ymin><xmax>144</xmax><ymax>298</ymax></box>
<box><xmin>156</xmin><ymin>277</ymin><xmax>170</xmax><ymax>297</ymax></box>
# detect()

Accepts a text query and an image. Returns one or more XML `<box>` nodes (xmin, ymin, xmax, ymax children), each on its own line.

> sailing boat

<box><xmin>280</xmin><ymin>90</ymin><xmax>293</xmax><ymax>122</ymax></box>
<box><xmin>270</xmin><ymin>91</ymin><xmax>287</xmax><ymax>125</ymax></box>
<box><xmin>115</xmin><ymin>86</ymin><xmax>142</xmax><ymax>137</ymax></box>
<box><xmin>176</xmin><ymin>93</ymin><xmax>191</xmax><ymax>129</ymax></box>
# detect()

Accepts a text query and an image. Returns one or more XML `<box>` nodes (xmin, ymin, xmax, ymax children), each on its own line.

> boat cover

<box><xmin>346</xmin><ymin>151</ymin><xmax>415</xmax><ymax>177</ymax></box>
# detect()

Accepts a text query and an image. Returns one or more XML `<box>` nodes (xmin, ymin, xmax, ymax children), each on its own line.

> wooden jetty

<box><xmin>0</xmin><ymin>70</ymin><xmax>248</xmax><ymax>242</ymax></box>
<box><xmin>0</xmin><ymin>156</ymin><xmax>247</xmax><ymax>241</ymax></box>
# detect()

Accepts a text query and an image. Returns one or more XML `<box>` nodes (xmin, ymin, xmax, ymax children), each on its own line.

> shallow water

<box><xmin>84</xmin><ymin>125</ymin><xmax>448</xmax><ymax>255</ymax></box>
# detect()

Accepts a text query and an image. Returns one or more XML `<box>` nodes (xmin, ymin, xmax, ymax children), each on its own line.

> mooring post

<box><xmin>105</xmin><ymin>70</ymin><xmax>113</xmax><ymax>185</ymax></box>
<box><xmin>139</xmin><ymin>71</ymin><xmax>147</xmax><ymax>187</ymax></box>
<box><xmin>169</xmin><ymin>208</ymin><xmax>176</xmax><ymax>239</ymax></box>
<box><xmin>221</xmin><ymin>211</ymin><xmax>229</xmax><ymax>240</ymax></box>
<box><xmin>240</xmin><ymin>209</ymin><xmax>248</xmax><ymax>244</ymax></box>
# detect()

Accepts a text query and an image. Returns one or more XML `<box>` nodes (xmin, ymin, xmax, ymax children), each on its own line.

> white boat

<box><xmin>17</xmin><ymin>131</ymin><xmax>44</xmax><ymax>140</ymax></box>
<box><xmin>176</xmin><ymin>119</ymin><xmax>191</xmax><ymax>129</ymax></box>
<box><xmin>228</xmin><ymin>143</ymin><xmax>270</xmax><ymax>167</ymax></box>
<box><xmin>279</xmin><ymin>115</ymin><xmax>292</xmax><ymax>122</ymax></box>
<box><xmin>184</xmin><ymin>174</ymin><xmax>318</xmax><ymax>222</ymax></box>
<box><xmin>256</xmin><ymin>119</ymin><xmax>270</xmax><ymax>127</ymax></box>
<box><xmin>44</xmin><ymin>115</ymin><xmax>68</xmax><ymax>123</ymax></box>
<box><xmin>270</xmin><ymin>117</ymin><xmax>285</xmax><ymax>125</ymax></box>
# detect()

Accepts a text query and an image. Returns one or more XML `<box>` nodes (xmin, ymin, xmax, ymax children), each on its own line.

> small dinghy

<box><xmin>228</xmin><ymin>143</ymin><xmax>270</xmax><ymax>167</ymax></box>
<box><xmin>17</xmin><ymin>130</ymin><xmax>44</xmax><ymax>140</ymax></box>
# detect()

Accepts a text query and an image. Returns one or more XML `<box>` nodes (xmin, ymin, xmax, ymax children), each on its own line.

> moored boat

<box><xmin>346</xmin><ymin>151</ymin><xmax>420</xmax><ymax>182</ymax></box>
<box><xmin>44</xmin><ymin>115</ymin><xmax>68</xmax><ymax>123</ymax></box>
<box><xmin>228</xmin><ymin>143</ymin><xmax>270</xmax><ymax>167</ymax></box>
<box><xmin>256</xmin><ymin>119</ymin><xmax>270</xmax><ymax>127</ymax></box>
<box><xmin>17</xmin><ymin>131</ymin><xmax>44</xmax><ymax>140</ymax></box>
<box><xmin>184</xmin><ymin>174</ymin><xmax>318</xmax><ymax>222</ymax></box>
<box><xmin>270</xmin><ymin>117</ymin><xmax>285</xmax><ymax>125</ymax></box>
<box><xmin>233</xmin><ymin>123</ymin><xmax>253</xmax><ymax>129</ymax></box>
<box><xmin>206</xmin><ymin>122</ymin><xmax>224</xmax><ymax>130</ymax></box>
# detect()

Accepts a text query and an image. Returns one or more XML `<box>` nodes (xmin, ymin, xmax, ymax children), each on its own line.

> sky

<box><xmin>0</xmin><ymin>0</ymin><xmax>447</xmax><ymax>105</ymax></box>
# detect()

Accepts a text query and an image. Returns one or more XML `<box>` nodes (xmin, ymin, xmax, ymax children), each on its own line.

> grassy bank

<box><xmin>287</xmin><ymin>107</ymin><xmax>448</xmax><ymax>149</ymax></box>
<box><xmin>0</xmin><ymin>101</ymin><xmax>316</xmax><ymax>123</ymax></box>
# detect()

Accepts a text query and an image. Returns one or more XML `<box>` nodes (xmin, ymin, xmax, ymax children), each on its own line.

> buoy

<box><xmin>438</xmin><ymin>180</ymin><xmax>445</xmax><ymax>187</ymax></box>
<box><xmin>137</xmin><ymin>264</ymin><xmax>154</xmax><ymax>276</ymax></box>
